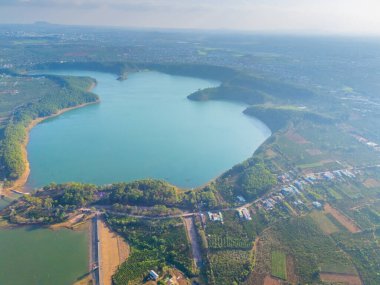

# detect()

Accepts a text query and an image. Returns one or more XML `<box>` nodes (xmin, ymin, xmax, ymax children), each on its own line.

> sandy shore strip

<box><xmin>98</xmin><ymin>218</ymin><xmax>130</xmax><ymax>285</ymax></box>
<box><xmin>3</xmin><ymin>82</ymin><xmax>98</xmax><ymax>195</ymax></box>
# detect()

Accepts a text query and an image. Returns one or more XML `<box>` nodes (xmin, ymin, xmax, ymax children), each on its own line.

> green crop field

<box><xmin>310</xmin><ymin>211</ymin><xmax>339</xmax><ymax>234</ymax></box>
<box><xmin>271</xmin><ymin>250</ymin><xmax>287</xmax><ymax>280</ymax></box>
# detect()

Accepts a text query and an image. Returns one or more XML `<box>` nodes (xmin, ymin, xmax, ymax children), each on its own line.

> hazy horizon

<box><xmin>1</xmin><ymin>0</ymin><xmax>380</xmax><ymax>36</ymax></box>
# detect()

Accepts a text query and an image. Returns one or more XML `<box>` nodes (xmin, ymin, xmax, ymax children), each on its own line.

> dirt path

<box><xmin>50</xmin><ymin>213</ymin><xmax>88</xmax><ymax>230</ymax></box>
<box><xmin>324</xmin><ymin>204</ymin><xmax>361</xmax><ymax>233</ymax></box>
<box><xmin>183</xmin><ymin>216</ymin><xmax>202</xmax><ymax>268</ymax></box>
<box><xmin>98</xmin><ymin>218</ymin><xmax>129</xmax><ymax>285</ymax></box>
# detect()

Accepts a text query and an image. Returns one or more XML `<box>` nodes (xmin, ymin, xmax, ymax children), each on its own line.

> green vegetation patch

<box><xmin>2</xmin><ymin>183</ymin><xmax>97</xmax><ymax>224</ymax></box>
<box><xmin>271</xmin><ymin>250</ymin><xmax>287</xmax><ymax>280</ymax></box>
<box><xmin>209</xmin><ymin>250</ymin><xmax>252</xmax><ymax>285</ymax></box>
<box><xmin>107</xmin><ymin>215</ymin><xmax>194</xmax><ymax>284</ymax></box>
<box><xmin>310</xmin><ymin>211</ymin><xmax>339</xmax><ymax>234</ymax></box>
<box><xmin>188</xmin><ymin>71</ymin><xmax>315</xmax><ymax>106</ymax></box>
<box><xmin>216</xmin><ymin>158</ymin><xmax>276</xmax><ymax>203</ymax></box>
<box><xmin>244</xmin><ymin>104</ymin><xmax>331</xmax><ymax>132</ymax></box>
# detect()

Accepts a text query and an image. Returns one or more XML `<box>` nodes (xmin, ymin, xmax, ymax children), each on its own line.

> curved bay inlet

<box><xmin>0</xmin><ymin>70</ymin><xmax>270</xmax><ymax>285</ymax></box>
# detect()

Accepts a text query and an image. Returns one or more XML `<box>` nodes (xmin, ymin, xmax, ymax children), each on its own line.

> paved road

<box><xmin>91</xmin><ymin>216</ymin><xmax>101</xmax><ymax>285</ymax></box>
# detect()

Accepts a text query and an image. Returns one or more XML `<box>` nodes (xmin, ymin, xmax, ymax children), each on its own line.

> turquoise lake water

<box><xmin>26</xmin><ymin>70</ymin><xmax>270</xmax><ymax>189</ymax></box>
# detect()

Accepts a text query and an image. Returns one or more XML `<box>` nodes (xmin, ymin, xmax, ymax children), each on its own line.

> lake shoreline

<box><xmin>6</xmin><ymin>70</ymin><xmax>270</xmax><ymax>191</ymax></box>
<box><xmin>3</xmin><ymin>82</ymin><xmax>98</xmax><ymax>196</ymax></box>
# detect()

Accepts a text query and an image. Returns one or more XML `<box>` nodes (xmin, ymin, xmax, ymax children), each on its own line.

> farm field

<box><xmin>310</xmin><ymin>211</ymin><xmax>339</xmax><ymax>234</ymax></box>
<box><xmin>333</xmin><ymin>229</ymin><xmax>380</xmax><ymax>285</ymax></box>
<box><xmin>320</xmin><ymin>273</ymin><xmax>362</xmax><ymax>285</ymax></box>
<box><xmin>270</xmin><ymin>251</ymin><xmax>287</xmax><ymax>280</ymax></box>
<box><xmin>272</xmin><ymin>217</ymin><xmax>357</xmax><ymax>283</ymax></box>
<box><xmin>324</xmin><ymin>204</ymin><xmax>361</xmax><ymax>233</ymax></box>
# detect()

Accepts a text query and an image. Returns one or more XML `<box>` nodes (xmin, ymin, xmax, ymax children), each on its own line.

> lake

<box><xmin>0</xmin><ymin>70</ymin><xmax>270</xmax><ymax>285</ymax></box>
<box><xmin>0</xmin><ymin>226</ymin><xmax>88</xmax><ymax>285</ymax></box>
<box><xmin>26</xmin><ymin>70</ymin><xmax>270</xmax><ymax>189</ymax></box>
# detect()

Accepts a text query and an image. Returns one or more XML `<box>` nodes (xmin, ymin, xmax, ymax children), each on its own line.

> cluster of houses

<box><xmin>0</xmin><ymin>89</ymin><xmax>19</xmax><ymax>95</ymax></box>
<box><xmin>303</xmin><ymin>169</ymin><xmax>355</xmax><ymax>184</ymax></box>
<box><xmin>259</xmin><ymin>177</ymin><xmax>305</xmax><ymax>211</ymax></box>
<box><xmin>205</xmin><ymin>167</ymin><xmax>360</xmax><ymax>226</ymax></box>
<box><xmin>352</xmin><ymin>134</ymin><xmax>380</xmax><ymax>152</ymax></box>
<box><xmin>1</xmin><ymin>63</ymin><xmax>13</xmax><ymax>69</ymax></box>
<box><xmin>259</xmin><ymin>186</ymin><xmax>318</xmax><ymax>212</ymax></box>
<box><xmin>260</xmin><ymin>196</ymin><xmax>281</xmax><ymax>211</ymax></box>
<box><xmin>261</xmin><ymin>168</ymin><xmax>358</xmax><ymax>213</ymax></box>
<box><xmin>277</xmin><ymin>172</ymin><xmax>294</xmax><ymax>184</ymax></box>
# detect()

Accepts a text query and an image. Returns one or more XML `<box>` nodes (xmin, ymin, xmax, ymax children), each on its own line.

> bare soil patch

<box><xmin>363</xmin><ymin>178</ymin><xmax>380</xmax><ymax>188</ymax></box>
<box><xmin>183</xmin><ymin>216</ymin><xmax>202</xmax><ymax>268</ymax></box>
<box><xmin>320</xmin><ymin>272</ymin><xmax>362</xmax><ymax>285</ymax></box>
<box><xmin>324</xmin><ymin>204</ymin><xmax>361</xmax><ymax>233</ymax></box>
<box><xmin>266</xmin><ymin>149</ymin><xmax>277</xmax><ymax>158</ymax></box>
<box><xmin>285</xmin><ymin>130</ymin><xmax>309</xmax><ymax>144</ymax></box>
<box><xmin>99</xmin><ymin>219</ymin><xmax>130</xmax><ymax>285</ymax></box>
<box><xmin>263</xmin><ymin>275</ymin><xmax>281</xmax><ymax>285</ymax></box>
<box><xmin>50</xmin><ymin>213</ymin><xmax>89</xmax><ymax>230</ymax></box>
<box><xmin>286</xmin><ymin>255</ymin><xmax>298</xmax><ymax>284</ymax></box>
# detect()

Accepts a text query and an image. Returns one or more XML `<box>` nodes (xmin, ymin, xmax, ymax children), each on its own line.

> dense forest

<box><xmin>243</xmin><ymin>104</ymin><xmax>332</xmax><ymax>132</ymax></box>
<box><xmin>188</xmin><ymin>72</ymin><xmax>316</xmax><ymax>105</ymax></box>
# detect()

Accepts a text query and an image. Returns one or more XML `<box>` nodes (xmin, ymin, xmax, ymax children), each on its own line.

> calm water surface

<box><xmin>26</xmin><ymin>70</ymin><xmax>270</xmax><ymax>189</ymax></box>
<box><xmin>0</xmin><ymin>226</ymin><xmax>88</xmax><ymax>285</ymax></box>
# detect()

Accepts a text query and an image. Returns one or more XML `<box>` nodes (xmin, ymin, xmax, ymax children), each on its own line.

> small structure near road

<box><xmin>149</xmin><ymin>270</ymin><xmax>159</xmax><ymax>281</ymax></box>
<box><xmin>237</xmin><ymin>207</ymin><xmax>252</xmax><ymax>221</ymax></box>
<box><xmin>237</xmin><ymin>195</ymin><xmax>246</xmax><ymax>203</ymax></box>
<box><xmin>207</xmin><ymin>211</ymin><xmax>223</xmax><ymax>223</ymax></box>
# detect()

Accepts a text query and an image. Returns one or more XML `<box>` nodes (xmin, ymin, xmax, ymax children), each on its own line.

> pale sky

<box><xmin>0</xmin><ymin>0</ymin><xmax>380</xmax><ymax>35</ymax></box>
